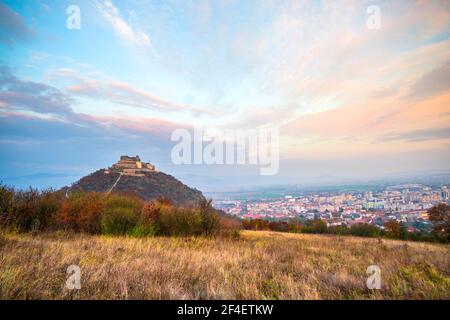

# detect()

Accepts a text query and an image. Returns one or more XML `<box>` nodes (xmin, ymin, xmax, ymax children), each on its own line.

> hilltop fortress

<box><xmin>64</xmin><ymin>155</ymin><xmax>204</xmax><ymax>204</ymax></box>
<box><xmin>105</xmin><ymin>155</ymin><xmax>157</xmax><ymax>176</ymax></box>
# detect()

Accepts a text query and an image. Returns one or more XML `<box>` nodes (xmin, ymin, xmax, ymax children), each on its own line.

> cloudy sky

<box><xmin>0</xmin><ymin>0</ymin><xmax>449</xmax><ymax>191</ymax></box>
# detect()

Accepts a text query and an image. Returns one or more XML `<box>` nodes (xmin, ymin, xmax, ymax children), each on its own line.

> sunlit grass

<box><xmin>0</xmin><ymin>231</ymin><xmax>449</xmax><ymax>299</ymax></box>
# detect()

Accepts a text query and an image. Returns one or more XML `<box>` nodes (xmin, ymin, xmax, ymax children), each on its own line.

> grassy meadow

<box><xmin>0</xmin><ymin>230</ymin><xmax>449</xmax><ymax>300</ymax></box>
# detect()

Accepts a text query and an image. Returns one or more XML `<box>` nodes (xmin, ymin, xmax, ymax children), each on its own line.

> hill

<box><xmin>1</xmin><ymin>231</ymin><xmax>448</xmax><ymax>299</ymax></box>
<box><xmin>62</xmin><ymin>155</ymin><xmax>204</xmax><ymax>205</ymax></box>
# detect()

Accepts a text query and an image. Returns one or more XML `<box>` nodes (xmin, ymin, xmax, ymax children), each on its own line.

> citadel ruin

<box><xmin>105</xmin><ymin>155</ymin><xmax>156</xmax><ymax>176</ymax></box>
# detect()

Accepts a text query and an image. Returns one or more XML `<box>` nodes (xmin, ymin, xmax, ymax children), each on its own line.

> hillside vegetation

<box><xmin>0</xmin><ymin>231</ymin><xmax>449</xmax><ymax>299</ymax></box>
<box><xmin>64</xmin><ymin>169</ymin><xmax>205</xmax><ymax>205</ymax></box>
<box><xmin>0</xmin><ymin>185</ymin><xmax>223</xmax><ymax>237</ymax></box>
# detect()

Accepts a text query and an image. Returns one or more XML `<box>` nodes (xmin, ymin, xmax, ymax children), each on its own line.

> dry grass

<box><xmin>0</xmin><ymin>231</ymin><xmax>449</xmax><ymax>299</ymax></box>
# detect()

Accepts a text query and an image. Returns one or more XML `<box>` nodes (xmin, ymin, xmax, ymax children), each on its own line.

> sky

<box><xmin>0</xmin><ymin>0</ymin><xmax>449</xmax><ymax>192</ymax></box>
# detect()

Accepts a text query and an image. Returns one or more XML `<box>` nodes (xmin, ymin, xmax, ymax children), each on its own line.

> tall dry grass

<box><xmin>0</xmin><ymin>231</ymin><xmax>449</xmax><ymax>299</ymax></box>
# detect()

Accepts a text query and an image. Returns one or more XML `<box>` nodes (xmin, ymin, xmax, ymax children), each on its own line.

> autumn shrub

<box><xmin>287</xmin><ymin>222</ymin><xmax>302</xmax><ymax>233</ymax></box>
<box><xmin>0</xmin><ymin>184</ymin><xmax>15</xmax><ymax>229</ymax></box>
<box><xmin>148</xmin><ymin>199</ymin><xmax>220</xmax><ymax>236</ymax></box>
<box><xmin>157</xmin><ymin>205</ymin><xmax>197</xmax><ymax>236</ymax></box>
<box><xmin>54</xmin><ymin>192</ymin><xmax>105</xmax><ymax>233</ymax></box>
<box><xmin>35</xmin><ymin>189</ymin><xmax>63</xmax><ymax>231</ymax></box>
<box><xmin>198</xmin><ymin>199</ymin><xmax>220</xmax><ymax>235</ymax></box>
<box><xmin>242</xmin><ymin>219</ymin><xmax>270</xmax><ymax>230</ymax></box>
<box><xmin>7</xmin><ymin>188</ymin><xmax>41</xmax><ymax>232</ymax></box>
<box><xmin>384</xmin><ymin>220</ymin><xmax>402</xmax><ymax>238</ymax></box>
<box><xmin>429</xmin><ymin>203</ymin><xmax>450</xmax><ymax>241</ymax></box>
<box><xmin>219</xmin><ymin>215</ymin><xmax>242</xmax><ymax>230</ymax></box>
<box><xmin>215</xmin><ymin>212</ymin><xmax>241</xmax><ymax>239</ymax></box>
<box><xmin>133</xmin><ymin>201</ymin><xmax>161</xmax><ymax>236</ymax></box>
<box><xmin>0</xmin><ymin>184</ymin><xmax>62</xmax><ymax>232</ymax></box>
<box><xmin>269</xmin><ymin>221</ymin><xmax>289</xmax><ymax>232</ymax></box>
<box><xmin>140</xmin><ymin>202</ymin><xmax>161</xmax><ymax>225</ymax></box>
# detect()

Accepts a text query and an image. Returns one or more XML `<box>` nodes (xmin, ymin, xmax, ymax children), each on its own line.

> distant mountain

<box><xmin>61</xmin><ymin>155</ymin><xmax>205</xmax><ymax>205</ymax></box>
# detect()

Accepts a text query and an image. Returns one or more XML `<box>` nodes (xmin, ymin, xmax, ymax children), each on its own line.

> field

<box><xmin>0</xmin><ymin>231</ymin><xmax>449</xmax><ymax>299</ymax></box>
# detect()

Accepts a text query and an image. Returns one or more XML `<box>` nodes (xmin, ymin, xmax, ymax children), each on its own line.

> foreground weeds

<box><xmin>0</xmin><ymin>231</ymin><xmax>449</xmax><ymax>299</ymax></box>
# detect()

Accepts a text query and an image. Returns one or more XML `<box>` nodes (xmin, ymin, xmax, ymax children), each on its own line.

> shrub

<box><xmin>287</xmin><ymin>221</ymin><xmax>302</xmax><ymax>233</ymax></box>
<box><xmin>54</xmin><ymin>192</ymin><xmax>105</xmax><ymax>233</ymax></box>
<box><xmin>104</xmin><ymin>194</ymin><xmax>143</xmax><ymax>214</ymax></box>
<box><xmin>101</xmin><ymin>207</ymin><xmax>138</xmax><ymax>235</ymax></box>
<box><xmin>8</xmin><ymin>187</ymin><xmax>41</xmax><ymax>232</ymax></box>
<box><xmin>219</xmin><ymin>215</ymin><xmax>242</xmax><ymax>231</ymax></box>
<box><xmin>128</xmin><ymin>223</ymin><xmax>156</xmax><ymax>237</ymax></box>
<box><xmin>157</xmin><ymin>206</ymin><xmax>199</xmax><ymax>236</ymax></box>
<box><xmin>302</xmin><ymin>219</ymin><xmax>328</xmax><ymax>234</ymax></box>
<box><xmin>140</xmin><ymin>202</ymin><xmax>161</xmax><ymax>225</ymax></box>
<box><xmin>99</xmin><ymin>193</ymin><xmax>144</xmax><ymax>235</ymax></box>
<box><xmin>428</xmin><ymin>204</ymin><xmax>450</xmax><ymax>241</ymax></box>
<box><xmin>242</xmin><ymin>219</ymin><xmax>270</xmax><ymax>230</ymax></box>
<box><xmin>143</xmin><ymin>199</ymin><xmax>220</xmax><ymax>236</ymax></box>
<box><xmin>36</xmin><ymin>189</ymin><xmax>63</xmax><ymax>231</ymax></box>
<box><xmin>0</xmin><ymin>184</ymin><xmax>15</xmax><ymax>229</ymax></box>
<box><xmin>349</xmin><ymin>223</ymin><xmax>381</xmax><ymax>237</ymax></box>
<box><xmin>269</xmin><ymin>221</ymin><xmax>290</xmax><ymax>232</ymax></box>
<box><xmin>328</xmin><ymin>225</ymin><xmax>350</xmax><ymax>235</ymax></box>
<box><xmin>198</xmin><ymin>199</ymin><xmax>220</xmax><ymax>235</ymax></box>
<box><xmin>384</xmin><ymin>220</ymin><xmax>401</xmax><ymax>238</ymax></box>
<box><xmin>0</xmin><ymin>185</ymin><xmax>62</xmax><ymax>233</ymax></box>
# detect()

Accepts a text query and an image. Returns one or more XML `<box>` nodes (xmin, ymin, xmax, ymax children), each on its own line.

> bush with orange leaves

<box><xmin>54</xmin><ymin>192</ymin><xmax>106</xmax><ymax>233</ymax></box>
<box><xmin>219</xmin><ymin>215</ymin><xmax>242</xmax><ymax>230</ymax></box>
<box><xmin>242</xmin><ymin>219</ymin><xmax>270</xmax><ymax>231</ymax></box>
<box><xmin>384</xmin><ymin>220</ymin><xmax>402</xmax><ymax>238</ymax></box>
<box><xmin>141</xmin><ymin>201</ymin><xmax>161</xmax><ymax>225</ymax></box>
<box><xmin>0</xmin><ymin>184</ymin><xmax>63</xmax><ymax>232</ymax></box>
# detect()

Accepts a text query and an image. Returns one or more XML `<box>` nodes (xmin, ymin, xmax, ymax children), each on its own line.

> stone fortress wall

<box><xmin>105</xmin><ymin>155</ymin><xmax>157</xmax><ymax>176</ymax></box>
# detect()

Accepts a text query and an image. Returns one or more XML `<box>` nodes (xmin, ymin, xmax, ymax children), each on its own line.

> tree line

<box><xmin>0</xmin><ymin>183</ymin><xmax>228</xmax><ymax>237</ymax></box>
<box><xmin>1</xmin><ymin>182</ymin><xmax>448</xmax><ymax>243</ymax></box>
<box><xmin>242</xmin><ymin>203</ymin><xmax>450</xmax><ymax>243</ymax></box>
